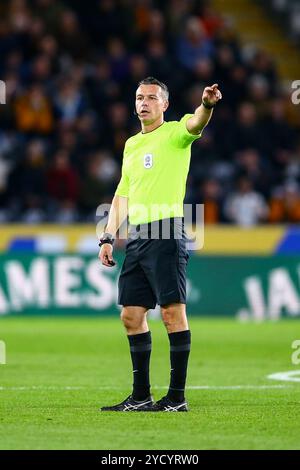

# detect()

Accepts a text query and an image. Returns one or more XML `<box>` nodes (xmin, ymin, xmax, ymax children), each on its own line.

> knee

<box><xmin>161</xmin><ymin>304</ymin><xmax>177</xmax><ymax>328</ymax></box>
<box><xmin>161</xmin><ymin>304</ymin><xmax>188</xmax><ymax>331</ymax></box>
<box><xmin>120</xmin><ymin>308</ymin><xmax>143</xmax><ymax>330</ymax></box>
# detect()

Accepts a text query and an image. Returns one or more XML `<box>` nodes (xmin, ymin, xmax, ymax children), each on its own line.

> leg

<box><xmin>161</xmin><ymin>302</ymin><xmax>191</xmax><ymax>404</ymax></box>
<box><xmin>118</xmin><ymin>244</ymin><xmax>156</xmax><ymax>402</ymax></box>
<box><xmin>121</xmin><ymin>306</ymin><xmax>152</xmax><ymax>401</ymax></box>
<box><xmin>101</xmin><ymin>240</ymin><xmax>157</xmax><ymax>411</ymax></box>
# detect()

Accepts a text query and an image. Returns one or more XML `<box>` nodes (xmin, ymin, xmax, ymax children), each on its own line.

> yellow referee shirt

<box><xmin>115</xmin><ymin>114</ymin><xmax>201</xmax><ymax>225</ymax></box>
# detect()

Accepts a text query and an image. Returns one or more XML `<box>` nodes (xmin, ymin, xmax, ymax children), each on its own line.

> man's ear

<box><xmin>163</xmin><ymin>100</ymin><xmax>169</xmax><ymax>112</ymax></box>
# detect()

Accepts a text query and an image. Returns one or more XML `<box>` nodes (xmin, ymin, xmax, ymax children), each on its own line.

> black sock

<box><xmin>127</xmin><ymin>331</ymin><xmax>152</xmax><ymax>401</ymax></box>
<box><xmin>167</xmin><ymin>330</ymin><xmax>191</xmax><ymax>403</ymax></box>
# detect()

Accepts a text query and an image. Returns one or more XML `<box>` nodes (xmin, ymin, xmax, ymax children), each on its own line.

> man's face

<box><xmin>135</xmin><ymin>84</ymin><xmax>169</xmax><ymax>124</ymax></box>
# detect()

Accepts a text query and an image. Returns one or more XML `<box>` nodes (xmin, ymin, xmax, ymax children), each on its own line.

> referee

<box><xmin>99</xmin><ymin>77</ymin><xmax>222</xmax><ymax>412</ymax></box>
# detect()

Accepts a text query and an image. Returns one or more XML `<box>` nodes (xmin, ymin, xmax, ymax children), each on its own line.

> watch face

<box><xmin>101</xmin><ymin>232</ymin><xmax>113</xmax><ymax>240</ymax></box>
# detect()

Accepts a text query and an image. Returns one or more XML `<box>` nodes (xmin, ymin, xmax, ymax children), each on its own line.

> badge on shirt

<box><xmin>143</xmin><ymin>153</ymin><xmax>153</xmax><ymax>169</ymax></box>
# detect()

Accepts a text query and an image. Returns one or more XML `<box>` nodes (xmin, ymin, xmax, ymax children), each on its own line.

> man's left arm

<box><xmin>186</xmin><ymin>83</ymin><xmax>222</xmax><ymax>135</ymax></box>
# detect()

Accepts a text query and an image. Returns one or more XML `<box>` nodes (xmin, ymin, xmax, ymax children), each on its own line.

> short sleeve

<box><xmin>168</xmin><ymin>114</ymin><xmax>202</xmax><ymax>148</ymax></box>
<box><xmin>115</xmin><ymin>167</ymin><xmax>129</xmax><ymax>198</ymax></box>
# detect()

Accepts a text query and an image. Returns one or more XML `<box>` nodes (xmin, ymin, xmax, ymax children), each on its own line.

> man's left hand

<box><xmin>202</xmin><ymin>83</ymin><xmax>222</xmax><ymax>108</ymax></box>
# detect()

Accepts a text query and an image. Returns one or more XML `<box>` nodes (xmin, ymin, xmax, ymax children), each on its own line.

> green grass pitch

<box><xmin>0</xmin><ymin>316</ymin><xmax>300</xmax><ymax>450</ymax></box>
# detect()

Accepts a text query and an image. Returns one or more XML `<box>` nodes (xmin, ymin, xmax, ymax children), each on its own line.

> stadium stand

<box><xmin>0</xmin><ymin>0</ymin><xmax>299</xmax><ymax>225</ymax></box>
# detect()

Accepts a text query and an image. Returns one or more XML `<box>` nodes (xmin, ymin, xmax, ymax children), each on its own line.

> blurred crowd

<box><xmin>263</xmin><ymin>0</ymin><xmax>300</xmax><ymax>43</ymax></box>
<box><xmin>0</xmin><ymin>0</ymin><xmax>300</xmax><ymax>226</ymax></box>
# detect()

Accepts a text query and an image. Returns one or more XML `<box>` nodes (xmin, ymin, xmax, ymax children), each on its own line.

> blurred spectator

<box><xmin>32</xmin><ymin>0</ymin><xmax>64</xmax><ymax>32</ymax></box>
<box><xmin>8</xmin><ymin>0</ymin><xmax>32</xmax><ymax>34</ymax></box>
<box><xmin>224</xmin><ymin>176</ymin><xmax>268</xmax><ymax>226</ymax></box>
<box><xmin>192</xmin><ymin>57</ymin><xmax>215</xmax><ymax>85</ymax></box>
<box><xmin>14</xmin><ymin>83</ymin><xmax>53</xmax><ymax>134</ymax></box>
<box><xmin>46</xmin><ymin>149</ymin><xmax>79</xmax><ymax>222</ymax></box>
<box><xmin>0</xmin><ymin>153</ymin><xmax>11</xmax><ymax>221</ymax></box>
<box><xmin>28</xmin><ymin>54</ymin><xmax>53</xmax><ymax>85</ymax></box>
<box><xmin>247</xmin><ymin>75</ymin><xmax>270</xmax><ymax>117</ymax></box>
<box><xmin>177</xmin><ymin>17</ymin><xmax>214</xmax><ymax>70</ymax></box>
<box><xmin>226</xmin><ymin>65</ymin><xmax>247</xmax><ymax>109</ymax></box>
<box><xmin>56</xmin><ymin>10</ymin><xmax>90</xmax><ymax>60</ymax></box>
<box><xmin>201</xmin><ymin>178</ymin><xmax>223</xmax><ymax>224</ymax></box>
<box><xmin>269</xmin><ymin>180</ymin><xmax>300</xmax><ymax>223</ymax></box>
<box><xmin>106</xmin><ymin>102</ymin><xmax>131</xmax><ymax>157</ymax></box>
<box><xmin>138</xmin><ymin>8</ymin><xmax>167</xmax><ymax>45</ymax></box>
<box><xmin>166</xmin><ymin>0</ymin><xmax>195</xmax><ymax>35</ymax></box>
<box><xmin>107</xmin><ymin>37</ymin><xmax>130</xmax><ymax>82</ymax></box>
<box><xmin>127</xmin><ymin>54</ymin><xmax>149</xmax><ymax>87</ymax></box>
<box><xmin>215</xmin><ymin>44</ymin><xmax>236</xmax><ymax>85</ymax></box>
<box><xmin>55</xmin><ymin>127</ymin><xmax>78</xmax><ymax>159</ymax></box>
<box><xmin>248</xmin><ymin>49</ymin><xmax>277</xmax><ymax>93</ymax></box>
<box><xmin>146</xmin><ymin>39</ymin><xmax>173</xmax><ymax>81</ymax></box>
<box><xmin>89</xmin><ymin>0</ymin><xmax>126</xmax><ymax>45</ymax></box>
<box><xmin>75</xmin><ymin>112</ymin><xmax>101</xmax><ymax>158</ymax></box>
<box><xmin>234</xmin><ymin>102</ymin><xmax>265</xmax><ymax>153</ymax></box>
<box><xmin>85</xmin><ymin>58</ymin><xmax>119</xmax><ymax>111</ymax></box>
<box><xmin>54</xmin><ymin>79</ymin><xmax>86</xmax><ymax>126</ymax></box>
<box><xmin>234</xmin><ymin>148</ymin><xmax>272</xmax><ymax>197</ymax></box>
<box><xmin>7</xmin><ymin>139</ymin><xmax>47</xmax><ymax>221</ymax></box>
<box><xmin>263</xmin><ymin>98</ymin><xmax>296</xmax><ymax>158</ymax></box>
<box><xmin>199</xmin><ymin>3</ymin><xmax>224</xmax><ymax>38</ymax></box>
<box><xmin>80</xmin><ymin>150</ymin><xmax>119</xmax><ymax>220</ymax></box>
<box><xmin>38</xmin><ymin>34</ymin><xmax>59</xmax><ymax>61</ymax></box>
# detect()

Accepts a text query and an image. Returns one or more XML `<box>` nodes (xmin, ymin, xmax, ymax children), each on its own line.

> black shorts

<box><xmin>118</xmin><ymin>218</ymin><xmax>189</xmax><ymax>309</ymax></box>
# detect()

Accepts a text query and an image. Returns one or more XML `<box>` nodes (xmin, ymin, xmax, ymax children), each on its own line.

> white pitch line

<box><xmin>184</xmin><ymin>385</ymin><xmax>289</xmax><ymax>390</ymax></box>
<box><xmin>267</xmin><ymin>370</ymin><xmax>300</xmax><ymax>383</ymax></box>
<box><xmin>0</xmin><ymin>384</ymin><xmax>290</xmax><ymax>391</ymax></box>
<box><xmin>0</xmin><ymin>386</ymin><xmax>85</xmax><ymax>391</ymax></box>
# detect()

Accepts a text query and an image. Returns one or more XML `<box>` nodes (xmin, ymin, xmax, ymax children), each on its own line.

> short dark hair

<box><xmin>137</xmin><ymin>76</ymin><xmax>169</xmax><ymax>100</ymax></box>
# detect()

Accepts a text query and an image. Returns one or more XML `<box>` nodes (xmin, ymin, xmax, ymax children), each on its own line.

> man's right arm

<box><xmin>98</xmin><ymin>194</ymin><xmax>128</xmax><ymax>267</ymax></box>
<box><xmin>104</xmin><ymin>194</ymin><xmax>128</xmax><ymax>236</ymax></box>
<box><xmin>99</xmin><ymin>141</ymin><xmax>129</xmax><ymax>267</ymax></box>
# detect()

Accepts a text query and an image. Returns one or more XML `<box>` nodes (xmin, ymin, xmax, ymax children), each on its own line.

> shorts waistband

<box><xmin>128</xmin><ymin>217</ymin><xmax>186</xmax><ymax>240</ymax></box>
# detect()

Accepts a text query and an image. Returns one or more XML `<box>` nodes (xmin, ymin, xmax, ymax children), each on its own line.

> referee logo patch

<box><xmin>143</xmin><ymin>153</ymin><xmax>153</xmax><ymax>169</ymax></box>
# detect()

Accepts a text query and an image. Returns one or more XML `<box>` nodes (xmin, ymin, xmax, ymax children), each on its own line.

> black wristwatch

<box><xmin>99</xmin><ymin>232</ymin><xmax>114</xmax><ymax>247</ymax></box>
<box><xmin>202</xmin><ymin>100</ymin><xmax>216</xmax><ymax>110</ymax></box>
